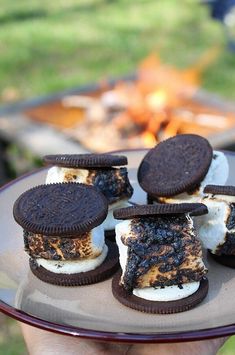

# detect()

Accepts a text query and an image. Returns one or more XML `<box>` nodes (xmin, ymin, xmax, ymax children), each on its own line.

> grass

<box><xmin>1</xmin><ymin>1</ymin><xmax>235</xmax><ymax>354</ymax></box>
<box><xmin>0</xmin><ymin>0</ymin><xmax>235</xmax><ymax>103</ymax></box>
<box><xmin>0</xmin><ymin>316</ymin><xmax>27</xmax><ymax>355</ymax></box>
<box><xmin>219</xmin><ymin>336</ymin><xmax>235</xmax><ymax>355</ymax></box>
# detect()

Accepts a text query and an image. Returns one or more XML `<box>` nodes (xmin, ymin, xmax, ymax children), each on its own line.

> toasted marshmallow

<box><xmin>36</xmin><ymin>244</ymin><xmax>108</xmax><ymax>274</ymax></box>
<box><xmin>158</xmin><ymin>151</ymin><xmax>229</xmax><ymax>204</ymax></box>
<box><xmin>115</xmin><ymin>217</ymin><xmax>206</xmax><ymax>300</ymax></box>
<box><xmin>86</xmin><ymin>224</ymin><xmax>105</xmax><ymax>257</ymax></box>
<box><xmin>133</xmin><ymin>282</ymin><xmax>200</xmax><ymax>301</ymax></box>
<box><xmin>198</xmin><ymin>196</ymin><xmax>234</xmax><ymax>253</ymax></box>
<box><xmin>208</xmin><ymin>195</ymin><xmax>235</xmax><ymax>203</ymax></box>
<box><xmin>46</xmin><ymin>166</ymin><xmax>89</xmax><ymax>184</ymax></box>
<box><xmin>25</xmin><ymin>224</ymin><xmax>105</xmax><ymax>260</ymax></box>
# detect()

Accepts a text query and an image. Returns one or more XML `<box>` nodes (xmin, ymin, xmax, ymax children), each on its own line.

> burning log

<box><xmin>25</xmin><ymin>52</ymin><xmax>235</xmax><ymax>152</ymax></box>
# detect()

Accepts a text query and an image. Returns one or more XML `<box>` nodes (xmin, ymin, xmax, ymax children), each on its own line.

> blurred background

<box><xmin>1</xmin><ymin>0</ymin><xmax>235</xmax><ymax>353</ymax></box>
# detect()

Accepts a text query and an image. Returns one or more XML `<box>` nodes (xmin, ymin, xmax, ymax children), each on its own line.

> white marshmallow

<box><xmin>198</xmin><ymin>198</ymin><xmax>231</xmax><ymax>253</ymax></box>
<box><xmin>88</xmin><ymin>225</ymin><xmax>105</xmax><ymax>256</ymax></box>
<box><xmin>103</xmin><ymin>200</ymin><xmax>131</xmax><ymax>231</ymax></box>
<box><xmin>46</xmin><ymin>166</ymin><xmax>89</xmax><ymax>184</ymax></box>
<box><xmin>115</xmin><ymin>220</ymin><xmax>130</xmax><ymax>272</ymax></box>
<box><xmin>201</xmin><ymin>151</ymin><xmax>229</xmax><ymax>190</ymax></box>
<box><xmin>208</xmin><ymin>194</ymin><xmax>235</xmax><ymax>203</ymax></box>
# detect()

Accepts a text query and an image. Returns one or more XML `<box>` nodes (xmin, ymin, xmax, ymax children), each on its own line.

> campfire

<box><xmin>25</xmin><ymin>53</ymin><xmax>235</xmax><ymax>152</ymax></box>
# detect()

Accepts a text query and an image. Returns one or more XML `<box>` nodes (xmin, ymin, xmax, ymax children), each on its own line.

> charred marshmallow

<box><xmin>115</xmin><ymin>215</ymin><xmax>206</xmax><ymax>301</ymax></box>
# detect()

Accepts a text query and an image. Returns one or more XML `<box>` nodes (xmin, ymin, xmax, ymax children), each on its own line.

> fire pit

<box><xmin>1</xmin><ymin>54</ymin><xmax>235</xmax><ymax>164</ymax></box>
<box><xmin>23</xmin><ymin>55</ymin><xmax>235</xmax><ymax>152</ymax></box>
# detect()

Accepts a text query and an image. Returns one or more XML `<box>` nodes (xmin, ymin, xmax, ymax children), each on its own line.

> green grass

<box><xmin>0</xmin><ymin>317</ymin><xmax>27</xmax><ymax>355</ymax></box>
<box><xmin>0</xmin><ymin>0</ymin><xmax>235</xmax><ymax>102</ymax></box>
<box><xmin>219</xmin><ymin>336</ymin><xmax>235</xmax><ymax>355</ymax></box>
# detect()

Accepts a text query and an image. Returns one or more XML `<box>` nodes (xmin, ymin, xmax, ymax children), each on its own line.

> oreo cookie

<box><xmin>13</xmin><ymin>183</ymin><xmax>120</xmax><ymax>286</ymax></box>
<box><xmin>104</xmin><ymin>229</ymin><xmax>116</xmax><ymax>242</ymax></box>
<box><xmin>44</xmin><ymin>154</ymin><xmax>133</xmax><ymax>240</ymax></box>
<box><xmin>204</xmin><ymin>185</ymin><xmax>235</xmax><ymax>196</ymax></box>
<box><xmin>138</xmin><ymin>134</ymin><xmax>213</xmax><ymax>197</ymax></box>
<box><xmin>113</xmin><ymin>203</ymin><xmax>208</xmax><ymax>220</ymax></box>
<box><xmin>112</xmin><ymin>271</ymin><xmax>208</xmax><ymax>314</ymax></box>
<box><xmin>13</xmin><ymin>183</ymin><xmax>108</xmax><ymax>236</ymax></box>
<box><xmin>43</xmin><ymin>154</ymin><xmax>128</xmax><ymax>168</ymax></box>
<box><xmin>209</xmin><ymin>251</ymin><xmax>235</xmax><ymax>269</ymax></box>
<box><xmin>30</xmin><ymin>241</ymin><xmax>119</xmax><ymax>286</ymax></box>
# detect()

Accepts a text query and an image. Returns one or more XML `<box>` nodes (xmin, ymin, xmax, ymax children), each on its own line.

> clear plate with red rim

<box><xmin>0</xmin><ymin>149</ymin><xmax>235</xmax><ymax>343</ymax></box>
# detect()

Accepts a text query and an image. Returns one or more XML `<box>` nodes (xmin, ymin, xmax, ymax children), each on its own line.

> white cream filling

<box><xmin>115</xmin><ymin>218</ymin><xmax>200</xmax><ymax>301</ymax></box>
<box><xmin>133</xmin><ymin>282</ymin><xmax>200</xmax><ymax>301</ymax></box>
<box><xmin>103</xmin><ymin>200</ymin><xmax>131</xmax><ymax>231</ymax></box>
<box><xmin>198</xmin><ymin>198</ymin><xmax>231</xmax><ymax>253</ymax></box>
<box><xmin>160</xmin><ymin>151</ymin><xmax>229</xmax><ymax>204</ymax></box>
<box><xmin>46</xmin><ymin>166</ymin><xmax>89</xmax><ymax>184</ymax></box>
<box><xmin>36</xmin><ymin>244</ymin><xmax>108</xmax><ymax>274</ymax></box>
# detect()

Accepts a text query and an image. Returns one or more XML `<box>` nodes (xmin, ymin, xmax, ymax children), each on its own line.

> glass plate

<box><xmin>0</xmin><ymin>149</ymin><xmax>235</xmax><ymax>343</ymax></box>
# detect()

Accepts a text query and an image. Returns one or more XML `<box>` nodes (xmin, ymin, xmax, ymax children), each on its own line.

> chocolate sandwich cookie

<box><xmin>112</xmin><ymin>271</ymin><xmax>208</xmax><ymax>314</ymax></box>
<box><xmin>204</xmin><ymin>185</ymin><xmax>235</xmax><ymax>196</ymax></box>
<box><xmin>30</xmin><ymin>240</ymin><xmax>119</xmax><ymax>286</ymax></box>
<box><xmin>199</xmin><ymin>184</ymin><xmax>235</xmax><ymax>268</ymax></box>
<box><xmin>43</xmin><ymin>153</ymin><xmax>128</xmax><ymax>168</ymax></box>
<box><xmin>13</xmin><ymin>183</ymin><xmax>119</xmax><ymax>286</ymax></box>
<box><xmin>112</xmin><ymin>203</ymin><xmax>208</xmax><ymax>313</ymax></box>
<box><xmin>104</xmin><ymin>229</ymin><xmax>117</xmax><ymax>242</ymax></box>
<box><xmin>43</xmin><ymin>153</ymin><xmax>133</xmax><ymax>204</ymax></box>
<box><xmin>14</xmin><ymin>183</ymin><xmax>108</xmax><ymax>236</ymax></box>
<box><xmin>113</xmin><ymin>203</ymin><xmax>208</xmax><ymax>220</ymax></box>
<box><xmin>208</xmin><ymin>252</ymin><xmax>235</xmax><ymax>268</ymax></box>
<box><xmin>138</xmin><ymin>134</ymin><xmax>213</xmax><ymax>198</ymax></box>
<box><xmin>43</xmin><ymin>153</ymin><xmax>134</xmax><ymax>242</ymax></box>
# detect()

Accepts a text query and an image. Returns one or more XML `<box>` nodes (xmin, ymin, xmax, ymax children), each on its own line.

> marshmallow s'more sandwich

<box><xmin>13</xmin><ymin>183</ymin><xmax>119</xmax><ymax>286</ymax></box>
<box><xmin>138</xmin><ymin>134</ymin><xmax>229</xmax><ymax>204</ymax></box>
<box><xmin>112</xmin><ymin>203</ymin><xmax>208</xmax><ymax>314</ymax></box>
<box><xmin>43</xmin><ymin>154</ymin><xmax>133</xmax><ymax>240</ymax></box>
<box><xmin>199</xmin><ymin>185</ymin><xmax>235</xmax><ymax>268</ymax></box>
